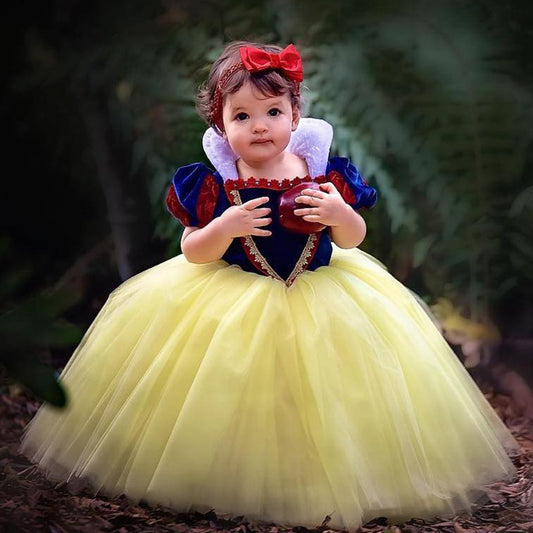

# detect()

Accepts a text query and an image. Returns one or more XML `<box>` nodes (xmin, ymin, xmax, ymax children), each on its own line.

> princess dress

<box><xmin>21</xmin><ymin>119</ymin><xmax>519</xmax><ymax>531</ymax></box>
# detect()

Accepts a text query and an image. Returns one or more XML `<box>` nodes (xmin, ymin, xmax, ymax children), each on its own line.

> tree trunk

<box><xmin>81</xmin><ymin>95</ymin><xmax>158</xmax><ymax>280</ymax></box>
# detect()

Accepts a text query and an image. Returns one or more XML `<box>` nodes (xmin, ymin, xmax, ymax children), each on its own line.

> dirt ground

<box><xmin>1</xmin><ymin>385</ymin><xmax>532</xmax><ymax>533</ymax></box>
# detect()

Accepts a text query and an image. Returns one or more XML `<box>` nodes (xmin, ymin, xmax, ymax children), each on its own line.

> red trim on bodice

<box><xmin>222</xmin><ymin>171</ymin><xmax>357</xmax><ymax>205</ymax></box>
<box><xmin>224</xmin><ymin>174</ymin><xmax>331</xmax><ymax>192</ymax></box>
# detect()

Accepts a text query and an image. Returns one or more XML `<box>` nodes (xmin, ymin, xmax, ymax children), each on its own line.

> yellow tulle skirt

<box><xmin>20</xmin><ymin>246</ymin><xmax>519</xmax><ymax>530</ymax></box>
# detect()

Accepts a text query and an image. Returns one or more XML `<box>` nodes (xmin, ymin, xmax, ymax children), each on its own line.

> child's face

<box><xmin>221</xmin><ymin>82</ymin><xmax>299</xmax><ymax>167</ymax></box>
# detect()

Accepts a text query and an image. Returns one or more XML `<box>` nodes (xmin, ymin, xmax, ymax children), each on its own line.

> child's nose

<box><xmin>252</xmin><ymin>120</ymin><xmax>268</xmax><ymax>133</ymax></box>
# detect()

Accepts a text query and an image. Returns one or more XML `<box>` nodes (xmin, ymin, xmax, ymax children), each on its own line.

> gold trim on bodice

<box><xmin>286</xmin><ymin>232</ymin><xmax>318</xmax><ymax>286</ymax></box>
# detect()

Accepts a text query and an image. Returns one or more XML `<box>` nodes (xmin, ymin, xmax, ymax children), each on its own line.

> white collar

<box><xmin>202</xmin><ymin>117</ymin><xmax>333</xmax><ymax>180</ymax></box>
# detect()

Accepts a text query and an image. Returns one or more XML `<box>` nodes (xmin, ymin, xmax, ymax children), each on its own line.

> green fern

<box><xmin>292</xmin><ymin>1</ymin><xmax>533</xmax><ymax>319</ymax></box>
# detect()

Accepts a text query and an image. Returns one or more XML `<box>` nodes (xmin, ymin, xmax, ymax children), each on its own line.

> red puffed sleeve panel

<box><xmin>326</xmin><ymin>157</ymin><xmax>377</xmax><ymax>210</ymax></box>
<box><xmin>327</xmin><ymin>170</ymin><xmax>357</xmax><ymax>205</ymax></box>
<box><xmin>166</xmin><ymin>186</ymin><xmax>192</xmax><ymax>227</ymax></box>
<box><xmin>196</xmin><ymin>174</ymin><xmax>219</xmax><ymax>228</ymax></box>
<box><xmin>166</xmin><ymin>163</ymin><xmax>221</xmax><ymax>227</ymax></box>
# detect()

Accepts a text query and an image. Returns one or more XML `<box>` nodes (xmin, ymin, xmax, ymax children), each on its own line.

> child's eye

<box><xmin>268</xmin><ymin>108</ymin><xmax>282</xmax><ymax>116</ymax></box>
<box><xmin>235</xmin><ymin>112</ymin><xmax>248</xmax><ymax>121</ymax></box>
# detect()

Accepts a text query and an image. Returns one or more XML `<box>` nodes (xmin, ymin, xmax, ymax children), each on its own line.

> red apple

<box><xmin>278</xmin><ymin>182</ymin><xmax>326</xmax><ymax>234</ymax></box>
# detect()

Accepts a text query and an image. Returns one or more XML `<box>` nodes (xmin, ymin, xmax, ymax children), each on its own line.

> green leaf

<box><xmin>2</xmin><ymin>354</ymin><xmax>67</xmax><ymax>407</ymax></box>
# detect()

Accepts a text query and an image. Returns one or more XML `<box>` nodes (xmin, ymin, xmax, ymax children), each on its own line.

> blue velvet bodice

<box><xmin>221</xmin><ymin>186</ymin><xmax>333</xmax><ymax>283</ymax></box>
<box><xmin>167</xmin><ymin>157</ymin><xmax>377</xmax><ymax>285</ymax></box>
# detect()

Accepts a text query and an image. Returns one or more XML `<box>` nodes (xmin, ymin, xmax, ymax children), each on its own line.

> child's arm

<box><xmin>294</xmin><ymin>183</ymin><xmax>366</xmax><ymax>249</ymax></box>
<box><xmin>181</xmin><ymin>196</ymin><xmax>271</xmax><ymax>263</ymax></box>
<box><xmin>328</xmin><ymin>206</ymin><xmax>367</xmax><ymax>249</ymax></box>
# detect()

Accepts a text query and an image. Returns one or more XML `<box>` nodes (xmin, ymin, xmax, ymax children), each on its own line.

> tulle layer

<box><xmin>20</xmin><ymin>247</ymin><xmax>519</xmax><ymax>530</ymax></box>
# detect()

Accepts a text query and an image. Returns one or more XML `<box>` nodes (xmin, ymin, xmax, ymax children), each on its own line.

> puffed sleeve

<box><xmin>326</xmin><ymin>156</ymin><xmax>378</xmax><ymax>210</ymax></box>
<box><xmin>165</xmin><ymin>163</ymin><xmax>221</xmax><ymax>227</ymax></box>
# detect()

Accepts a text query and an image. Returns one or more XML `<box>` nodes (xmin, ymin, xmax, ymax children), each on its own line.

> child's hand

<box><xmin>293</xmin><ymin>183</ymin><xmax>350</xmax><ymax>227</ymax></box>
<box><xmin>220</xmin><ymin>196</ymin><xmax>272</xmax><ymax>238</ymax></box>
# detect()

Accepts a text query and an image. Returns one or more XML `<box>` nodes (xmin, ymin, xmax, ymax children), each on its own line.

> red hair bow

<box><xmin>239</xmin><ymin>44</ymin><xmax>303</xmax><ymax>82</ymax></box>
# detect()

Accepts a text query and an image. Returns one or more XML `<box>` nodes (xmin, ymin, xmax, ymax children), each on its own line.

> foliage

<box><xmin>285</xmin><ymin>0</ymin><xmax>533</xmax><ymax>321</ymax></box>
<box><xmin>0</xmin><ymin>238</ymin><xmax>82</xmax><ymax>406</ymax></box>
<box><xmin>5</xmin><ymin>0</ymin><xmax>533</xmax><ymax>347</ymax></box>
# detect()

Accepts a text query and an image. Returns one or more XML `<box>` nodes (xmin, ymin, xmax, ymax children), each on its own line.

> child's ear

<box><xmin>291</xmin><ymin>108</ymin><xmax>300</xmax><ymax>131</ymax></box>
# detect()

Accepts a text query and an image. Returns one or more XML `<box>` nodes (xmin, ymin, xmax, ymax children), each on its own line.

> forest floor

<box><xmin>0</xmin><ymin>385</ymin><xmax>532</xmax><ymax>533</ymax></box>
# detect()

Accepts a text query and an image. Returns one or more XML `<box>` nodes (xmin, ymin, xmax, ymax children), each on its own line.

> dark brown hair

<box><xmin>196</xmin><ymin>41</ymin><xmax>303</xmax><ymax>132</ymax></box>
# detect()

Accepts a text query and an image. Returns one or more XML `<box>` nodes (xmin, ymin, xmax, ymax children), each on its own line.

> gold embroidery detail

<box><xmin>286</xmin><ymin>233</ymin><xmax>318</xmax><ymax>286</ymax></box>
<box><xmin>243</xmin><ymin>236</ymin><xmax>284</xmax><ymax>281</ymax></box>
<box><xmin>229</xmin><ymin>190</ymin><xmax>241</xmax><ymax>203</ymax></box>
<box><xmin>230</xmin><ymin>190</ymin><xmax>318</xmax><ymax>286</ymax></box>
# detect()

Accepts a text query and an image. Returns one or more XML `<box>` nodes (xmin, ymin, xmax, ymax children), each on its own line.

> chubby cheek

<box><xmin>275</xmin><ymin>129</ymin><xmax>291</xmax><ymax>152</ymax></box>
<box><xmin>224</xmin><ymin>132</ymin><xmax>247</xmax><ymax>158</ymax></box>
<box><xmin>281</xmin><ymin>129</ymin><xmax>292</xmax><ymax>146</ymax></box>
<box><xmin>224</xmin><ymin>129</ymin><xmax>242</xmax><ymax>150</ymax></box>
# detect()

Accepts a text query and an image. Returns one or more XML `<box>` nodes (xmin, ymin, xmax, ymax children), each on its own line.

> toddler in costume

<box><xmin>21</xmin><ymin>41</ymin><xmax>519</xmax><ymax>530</ymax></box>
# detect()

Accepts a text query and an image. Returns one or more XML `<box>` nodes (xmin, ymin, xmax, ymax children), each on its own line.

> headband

<box><xmin>210</xmin><ymin>44</ymin><xmax>303</xmax><ymax>134</ymax></box>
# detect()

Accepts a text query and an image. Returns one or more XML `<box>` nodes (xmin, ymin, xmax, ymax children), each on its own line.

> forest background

<box><xmin>1</xmin><ymin>0</ymin><xmax>532</xmax><ymax>413</ymax></box>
